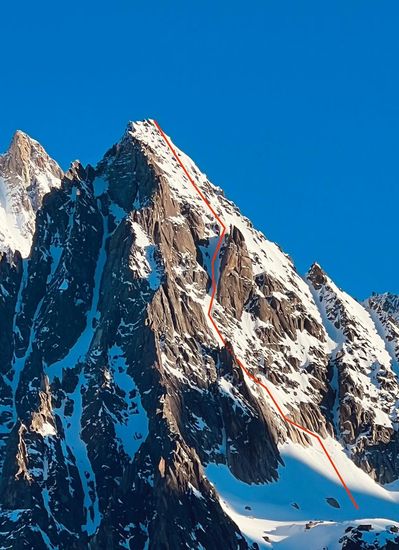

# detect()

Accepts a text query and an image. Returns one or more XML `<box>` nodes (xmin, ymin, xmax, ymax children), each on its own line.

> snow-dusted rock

<box><xmin>0</xmin><ymin>130</ymin><xmax>62</xmax><ymax>257</ymax></box>
<box><xmin>0</xmin><ymin>121</ymin><xmax>398</xmax><ymax>549</ymax></box>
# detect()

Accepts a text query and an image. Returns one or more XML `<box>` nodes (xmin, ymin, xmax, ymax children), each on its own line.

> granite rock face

<box><xmin>0</xmin><ymin>121</ymin><xmax>398</xmax><ymax>549</ymax></box>
<box><xmin>307</xmin><ymin>264</ymin><xmax>399</xmax><ymax>484</ymax></box>
<box><xmin>0</xmin><ymin>131</ymin><xmax>63</xmax><ymax>257</ymax></box>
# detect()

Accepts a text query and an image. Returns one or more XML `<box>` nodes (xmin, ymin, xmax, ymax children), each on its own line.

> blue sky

<box><xmin>1</xmin><ymin>1</ymin><xmax>398</xmax><ymax>298</ymax></box>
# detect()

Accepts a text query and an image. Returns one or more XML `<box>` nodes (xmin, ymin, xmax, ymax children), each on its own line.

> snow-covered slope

<box><xmin>307</xmin><ymin>263</ymin><xmax>399</xmax><ymax>484</ymax></box>
<box><xmin>208</xmin><ymin>440</ymin><xmax>399</xmax><ymax>548</ymax></box>
<box><xmin>364</xmin><ymin>293</ymin><xmax>399</xmax><ymax>367</ymax></box>
<box><xmin>0</xmin><ymin>130</ymin><xmax>63</xmax><ymax>257</ymax></box>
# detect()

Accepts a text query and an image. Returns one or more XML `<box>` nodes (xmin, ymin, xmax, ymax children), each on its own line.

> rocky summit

<box><xmin>0</xmin><ymin>120</ymin><xmax>398</xmax><ymax>550</ymax></box>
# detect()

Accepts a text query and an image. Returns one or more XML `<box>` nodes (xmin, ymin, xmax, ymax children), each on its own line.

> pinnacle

<box><xmin>308</xmin><ymin>261</ymin><xmax>324</xmax><ymax>275</ymax></box>
<box><xmin>13</xmin><ymin>129</ymin><xmax>32</xmax><ymax>140</ymax></box>
<box><xmin>306</xmin><ymin>261</ymin><xmax>328</xmax><ymax>286</ymax></box>
<box><xmin>8</xmin><ymin>129</ymin><xmax>39</xmax><ymax>150</ymax></box>
<box><xmin>2</xmin><ymin>130</ymin><xmax>46</xmax><ymax>166</ymax></box>
<box><xmin>124</xmin><ymin>119</ymin><xmax>155</xmax><ymax>141</ymax></box>
<box><xmin>1</xmin><ymin>129</ymin><xmax>63</xmax><ymax>182</ymax></box>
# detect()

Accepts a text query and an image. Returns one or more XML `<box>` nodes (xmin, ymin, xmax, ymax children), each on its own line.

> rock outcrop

<box><xmin>307</xmin><ymin>263</ymin><xmax>399</xmax><ymax>483</ymax></box>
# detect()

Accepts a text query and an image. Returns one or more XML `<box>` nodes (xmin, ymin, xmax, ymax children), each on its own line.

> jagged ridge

<box><xmin>0</xmin><ymin>121</ymin><xmax>398</xmax><ymax>549</ymax></box>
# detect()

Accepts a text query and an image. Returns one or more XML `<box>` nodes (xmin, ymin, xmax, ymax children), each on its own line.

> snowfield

<box><xmin>207</xmin><ymin>440</ymin><xmax>399</xmax><ymax>548</ymax></box>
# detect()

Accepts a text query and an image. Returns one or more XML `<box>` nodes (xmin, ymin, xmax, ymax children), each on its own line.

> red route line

<box><xmin>152</xmin><ymin>119</ymin><xmax>359</xmax><ymax>510</ymax></box>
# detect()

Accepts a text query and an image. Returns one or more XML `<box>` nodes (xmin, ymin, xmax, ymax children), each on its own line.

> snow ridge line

<box><xmin>152</xmin><ymin>120</ymin><xmax>359</xmax><ymax>510</ymax></box>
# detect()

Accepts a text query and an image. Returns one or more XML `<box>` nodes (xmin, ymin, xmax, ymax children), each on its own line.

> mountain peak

<box><xmin>0</xmin><ymin>130</ymin><xmax>63</xmax><ymax>257</ymax></box>
<box><xmin>10</xmin><ymin>128</ymin><xmax>37</xmax><ymax>145</ymax></box>
<box><xmin>1</xmin><ymin>122</ymin><xmax>399</xmax><ymax>548</ymax></box>
<box><xmin>365</xmin><ymin>292</ymin><xmax>399</xmax><ymax>320</ymax></box>
<box><xmin>126</xmin><ymin>118</ymin><xmax>154</xmax><ymax>133</ymax></box>
<box><xmin>2</xmin><ymin>129</ymin><xmax>63</xmax><ymax>181</ymax></box>
<box><xmin>6</xmin><ymin>130</ymin><xmax>50</xmax><ymax>167</ymax></box>
<box><xmin>122</xmin><ymin>119</ymin><xmax>158</xmax><ymax>151</ymax></box>
<box><xmin>307</xmin><ymin>261</ymin><xmax>328</xmax><ymax>287</ymax></box>
<box><xmin>308</xmin><ymin>261</ymin><xmax>323</xmax><ymax>272</ymax></box>
<box><xmin>111</xmin><ymin>119</ymin><xmax>155</xmax><ymax>149</ymax></box>
<box><xmin>10</xmin><ymin>129</ymin><xmax>35</xmax><ymax>146</ymax></box>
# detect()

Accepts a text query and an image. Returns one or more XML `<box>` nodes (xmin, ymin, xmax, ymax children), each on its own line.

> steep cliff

<box><xmin>0</xmin><ymin>121</ymin><xmax>398</xmax><ymax>549</ymax></box>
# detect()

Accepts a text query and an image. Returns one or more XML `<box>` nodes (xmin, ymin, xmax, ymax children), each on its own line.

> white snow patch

<box><xmin>108</xmin><ymin>344</ymin><xmax>149</xmax><ymax>458</ymax></box>
<box><xmin>207</xmin><ymin>439</ymin><xmax>399</xmax><ymax>548</ymax></box>
<box><xmin>130</xmin><ymin>220</ymin><xmax>162</xmax><ymax>290</ymax></box>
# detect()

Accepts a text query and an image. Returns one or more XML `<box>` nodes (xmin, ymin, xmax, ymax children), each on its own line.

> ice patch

<box><xmin>47</xmin><ymin>200</ymin><xmax>109</xmax><ymax>382</ymax></box>
<box><xmin>93</xmin><ymin>177</ymin><xmax>108</xmax><ymax>198</ymax></box>
<box><xmin>108</xmin><ymin>344</ymin><xmax>149</xmax><ymax>458</ymax></box>
<box><xmin>130</xmin><ymin>221</ymin><xmax>162</xmax><ymax>290</ymax></box>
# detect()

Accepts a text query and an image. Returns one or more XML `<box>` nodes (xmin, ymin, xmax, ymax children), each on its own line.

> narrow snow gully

<box><xmin>49</xmin><ymin>197</ymin><xmax>109</xmax><ymax>536</ymax></box>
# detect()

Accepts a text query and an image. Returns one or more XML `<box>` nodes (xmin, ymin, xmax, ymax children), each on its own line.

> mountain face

<box><xmin>0</xmin><ymin>120</ymin><xmax>398</xmax><ymax>550</ymax></box>
<box><xmin>0</xmin><ymin>131</ymin><xmax>63</xmax><ymax>257</ymax></box>
<box><xmin>364</xmin><ymin>293</ymin><xmax>399</xmax><ymax>365</ymax></box>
